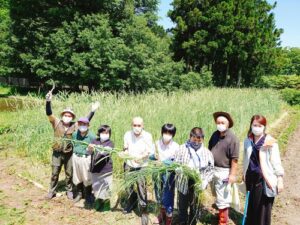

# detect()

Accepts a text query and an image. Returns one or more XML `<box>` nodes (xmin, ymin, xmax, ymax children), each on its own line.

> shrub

<box><xmin>180</xmin><ymin>66</ymin><xmax>213</xmax><ymax>91</ymax></box>
<box><xmin>280</xmin><ymin>88</ymin><xmax>300</xmax><ymax>105</ymax></box>
<box><xmin>257</xmin><ymin>75</ymin><xmax>300</xmax><ymax>89</ymax></box>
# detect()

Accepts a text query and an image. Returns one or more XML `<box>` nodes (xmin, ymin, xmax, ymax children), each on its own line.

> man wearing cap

<box><xmin>123</xmin><ymin>117</ymin><xmax>154</xmax><ymax>225</ymax></box>
<box><xmin>45</xmin><ymin>92</ymin><xmax>99</xmax><ymax>200</ymax></box>
<box><xmin>72</xmin><ymin>117</ymin><xmax>96</xmax><ymax>205</ymax></box>
<box><xmin>208</xmin><ymin>112</ymin><xmax>239</xmax><ymax>225</ymax></box>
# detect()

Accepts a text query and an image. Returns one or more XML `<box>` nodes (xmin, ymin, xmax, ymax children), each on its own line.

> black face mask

<box><xmin>188</xmin><ymin>140</ymin><xmax>202</xmax><ymax>151</ymax></box>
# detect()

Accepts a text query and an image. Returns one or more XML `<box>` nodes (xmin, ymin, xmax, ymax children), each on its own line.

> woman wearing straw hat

<box><xmin>208</xmin><ymin>112</ymin><xmax>239</xmax><ymax>225</ymax></box>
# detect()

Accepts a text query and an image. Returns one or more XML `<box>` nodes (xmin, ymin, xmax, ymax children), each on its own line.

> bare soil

<box><xmin>272</xmin><ymin>125</ymin><xmax>300</xmax><ymax>225</ymax></box>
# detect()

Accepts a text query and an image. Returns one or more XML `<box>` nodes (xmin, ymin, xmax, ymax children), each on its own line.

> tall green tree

<box><xmin>32</xmin><ymin>14</ymin><xmax>183</xmax><ymax>92</ymax></box>
<box><xmin>0</xmin><ymin>0</ymin><xmax>12</xmax><ymax>77</ymax></box>
<box><xmin>169</xmin><ymin>0</ymin><xmax>282</xmax><ymax>86</ymax></box>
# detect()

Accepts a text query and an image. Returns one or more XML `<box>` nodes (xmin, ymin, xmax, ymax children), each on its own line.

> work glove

<box><xmin>46</xmin><ymin>92</ymin><xmax>52</xmax><ymax>101</ymax></box>
<box><xmin>149</xmin><ymin>154</ymin><xmax>156</xmax><ymax>160</ymax></box>
<box><xmin>175</xmin><ymin>166</ymin><xmax>183</xmax><ymax>175</ymax></box>
<box><xmin>162</xmin><ymin>159</ymin><xmax>173</xmax><ymax>166</ymax></box>
<box><xmin>91</xmin><ymin>101</ymin><xmax>100</xmax><ymax>112</ymax></box>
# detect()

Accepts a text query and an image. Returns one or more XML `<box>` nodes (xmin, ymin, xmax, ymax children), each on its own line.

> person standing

<box><xmin>243</xmin><ymin>115</ymin><xmax>284</xmax><ymax>225</ymax></box>
<box><xmin>123</xmin><ymin>117</ymin><xmax>154</xmax><ymax>225</ymax></box>
<box><xmin>45</xmin><ymin>92</ymin><xmax>99</xmax><ymax>200</ymax></box>
<box><xmin>152</xmin><ymin>124</ymin><xmax>179</xmax><ymax>225</ymax></box>
<box><xmin>208</xmin><ymin>112</ymin><xmax>239</xmax><ymax>225</ymax></box>
<box><xmin>175</xmin><ymin>127</ymin><xmax>214</xmax><ymax>225</ymax></box>
<box><xmin>88</xmin><ymin>125</ymin><xmax>114</xmax><ymax>211</ymax></box>
<box><xmin>72</xmin><ymin>117</ymin><xmax>96</xmax><ymax>205</ymax></box>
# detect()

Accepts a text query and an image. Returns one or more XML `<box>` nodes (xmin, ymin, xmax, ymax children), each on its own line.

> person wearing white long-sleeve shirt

<box><xmin>123</xmin><ymin>117</ymin><xmax>154</xmax><ymax>225</ymax></box>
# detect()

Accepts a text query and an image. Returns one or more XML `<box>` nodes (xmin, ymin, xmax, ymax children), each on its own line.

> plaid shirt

<box><xmin>175</xmin><ymin>143</ymin><xmax>214</xmax><ymax>194</ymax></box>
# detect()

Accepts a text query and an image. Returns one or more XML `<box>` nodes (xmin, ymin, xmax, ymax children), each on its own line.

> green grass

<box><xmin>0</xmin><ymin>88</ymin><xmax>285</xmax><ymax>173</ymax></box>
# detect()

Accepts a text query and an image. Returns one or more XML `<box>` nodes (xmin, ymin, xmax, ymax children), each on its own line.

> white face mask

<box><xmin>133</xmin><ymin>126</ymin><xmax>142</xmax><ymax>135</ymax></box>
<box><xmin>62</xmin><ymin>116</ymin><xmax>72</xmax><ymax>124</ymax></box>
<box><xmin>217</xmin><ymin>124</ymin><xmax>227</xmax><ymax>132</ymax></box>
<box><xmin>162</xmin><ymin>134</ymin><xmax>172</xmax><ymax>143</ymax></box>
<box><xmin>100</xmin><ymin>133</ymin><xmax>110</xmax><ymax>142</ymax></box>
<box><xmin>252</xmin><ymin>125</ymin><xmax>265</xmax><ymax>136</ymax></box>
<box><xmin>79</xmin><ymin>126</ymin><xmax>88</xmax><ymax>133</ymax></box>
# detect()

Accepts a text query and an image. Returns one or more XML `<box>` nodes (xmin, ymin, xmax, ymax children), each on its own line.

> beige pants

<box><xmin>211</xmin><ymin>167</ymin><xmax>232</xmax><ymax>209</ymax></box>
<box><xmin>72</xmin><ymin>154</ymin><xmax>92</xmax><ymax>186</ymax></box>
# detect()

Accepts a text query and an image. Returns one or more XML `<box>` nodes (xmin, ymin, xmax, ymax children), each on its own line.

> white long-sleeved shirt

<box><xmin>124</xmin><ymin>130</ymin><xmax>154</xmax><ymax>168</ymax></box>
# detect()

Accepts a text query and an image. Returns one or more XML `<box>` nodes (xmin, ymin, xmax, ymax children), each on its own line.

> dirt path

<box><xmin>273</xmin><ymin>125</ymin><xmax>300</xmax><ymax>225</ymax></box>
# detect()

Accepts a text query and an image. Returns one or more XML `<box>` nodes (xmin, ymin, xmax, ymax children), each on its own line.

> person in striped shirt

<box><xmin>175</xmin><ymin>127</ymin><xmax>214</xmax><ymax>225</ymax></box>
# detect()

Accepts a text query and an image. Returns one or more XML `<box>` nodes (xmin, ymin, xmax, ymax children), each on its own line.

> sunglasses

<box><xmin>133</xmin><ymin>124</ymin><xmax>142</xmax><ymax>127</ymax></box>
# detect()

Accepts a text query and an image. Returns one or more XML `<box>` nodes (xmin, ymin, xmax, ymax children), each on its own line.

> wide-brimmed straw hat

<box><xmin>213</xmin><ymin>111</ymin><xmax>234</xmax><ymax>128</ymax></box>
<box><xmin>60</xmin><ymin>107</ymin><xmax>76</xmax><ymax>119</ymax></box>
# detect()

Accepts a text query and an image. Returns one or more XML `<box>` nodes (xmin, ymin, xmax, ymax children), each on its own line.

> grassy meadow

<box><xmin>0</xmin><ymin>88</ymin><xmax>285</xmax><ymax>170</ymax></box>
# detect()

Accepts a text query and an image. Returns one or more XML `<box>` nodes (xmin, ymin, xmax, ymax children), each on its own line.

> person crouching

<box><xmin>72</xmin><ymin>117</ymin><xmax>95</xmax><ymax>205</ymax></box>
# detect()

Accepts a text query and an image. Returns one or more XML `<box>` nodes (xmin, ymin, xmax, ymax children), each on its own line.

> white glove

<box><xmin>91</xmin><ymin>101</ymin><xmax>100</xmax><ymax>112</ymax></box>
<box><xmin>46</xmin><ymin>92</ymin><xmax>52</xmax><ymax>101</ymax></box>
<box><xmin>175</xmin><ymin>167</ymin><xmax>183</xmax><ymax>175</ymax></box>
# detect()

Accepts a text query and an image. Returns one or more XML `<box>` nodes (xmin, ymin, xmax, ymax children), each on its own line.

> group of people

<box><xmin>45</xmin><ymin>92</ymin><xmax>284</xmax><ymax>225</ymax></box>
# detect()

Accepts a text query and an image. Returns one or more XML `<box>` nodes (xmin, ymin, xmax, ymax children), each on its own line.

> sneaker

<box><xmin>46</xmin><ymin>192</ymin><xmax>56</xmax><ymax>200</ymax></box>
<box><xmin>67</xmin><ymin>191</ymin><xmax>73</xmax><ymax>200</ymax></box>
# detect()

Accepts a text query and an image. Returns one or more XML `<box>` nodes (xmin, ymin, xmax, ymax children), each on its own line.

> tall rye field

<box><xmin>0</xmin><ymin>88</ymin><xmax>285</xmax><ymax>176</ymax></box>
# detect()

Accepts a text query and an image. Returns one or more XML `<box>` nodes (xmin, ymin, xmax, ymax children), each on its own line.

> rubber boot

<box><xmin>141</xmin><ymin>207</ymin><xmax>149</xmax><ymax>225</ymax></box>
<box><xmin>74</xmin><ymin>183</ymin><xmax>83</xmax><ymax>203</ymax></box>
<box><xmin>84</xmin><ymin>185</ymin><xmax>94</xmax><ymax>206</ymax></box>
<box><xmin>218</xmin><ymin>208</ymin><xmax>229</xmax><ymax>225</ymax></box>
<box><xmin>101</xmin><ymin>199</ymin><xmax>111</xmax><ymax>212</ymax></box>
<box><xmin>165</xmin><ymin>215</ymin><xmax>173</xmax><ymax>225</ymax></box>
<box><xmin>94</xmin><ymin>199</ymin><xmax>102</xmax><ymax>211</ymax></box>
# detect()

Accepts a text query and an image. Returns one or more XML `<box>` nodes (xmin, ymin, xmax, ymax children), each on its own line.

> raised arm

<box><xmin>86</xmin><ymin>101</ymin><xmax>100</xmax><ymax>122</ymax></box>
<box><xmin>45</xmin><ymin>92</ymin><xmax>56</xmax><ymax>123</ymax></box>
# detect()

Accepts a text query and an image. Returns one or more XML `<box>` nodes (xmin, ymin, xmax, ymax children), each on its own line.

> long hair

<box><xmin>247</xmin><ymin>115</ymin><xmax>267</xmax><ymax>137</ymax></box>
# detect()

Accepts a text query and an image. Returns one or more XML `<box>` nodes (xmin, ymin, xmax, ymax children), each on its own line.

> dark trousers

<box><xmin>245</xmin><ymin>172</ymin><xmax>274</xmax><ymax>225</ymax></box>
<box><xmin>154</xmin><ymin>172</ymin><xmax>175</xmax><ymax>215</ymax></box>
<box><xmin>178</xmin><ymin>179</ymin><xmax>198</xmax><ymax>225</ymax></box>
<box><xmin>125</xmin><ymin>165</ymin><xmax>147</xmax><ymax>209</ymax></box>
<box><xmin>49</xmin><ymin>151</ymin><xmax>73</xmax><ymax>193</ymax></box>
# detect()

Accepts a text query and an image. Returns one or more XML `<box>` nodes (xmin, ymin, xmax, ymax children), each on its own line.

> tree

<box><xmin>169</xmin><ymin>0</ymin><xmax>282</xmax><ymax>86</ymax></box>
<box><xmin>0</xmin><ymin>0</ymin><xmax>12</xmax><ymax>77</ymax></box>
<box><xmin>30</xmin><ymin>13</ymin><xmax>183</xmax><ymax>92</ymax></box>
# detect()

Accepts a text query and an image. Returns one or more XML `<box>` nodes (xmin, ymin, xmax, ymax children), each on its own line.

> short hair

<box><xmin>161</xmin><ymin>123</ymin><xmax>176</xmax><ymax>137</ymax></box>
<box><xmin>190</xmin><ymin>127</ymin><xmax>205</xmax><ymax>138</ymax></box>
<box><xmin>97</xmin><ymin>125</ymin><xmax>111</xmax><ymax>137</ymax></box>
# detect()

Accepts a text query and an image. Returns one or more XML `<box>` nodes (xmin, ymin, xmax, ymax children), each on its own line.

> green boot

<box><xmin>94</xmin><ymin>199</ymin><xmax>103</xmax><ymax>211</ymax></box>
<box><xmin>101</xmin><ymin>199</ymin><xmax>111</xmax><ymax>212</ymax></box>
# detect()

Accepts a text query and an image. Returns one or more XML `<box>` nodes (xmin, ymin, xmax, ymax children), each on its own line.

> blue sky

<box><xmin>158</xmin><ymin>0</ymin><xmax>300</xmax><ymax>47</ymax></box>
